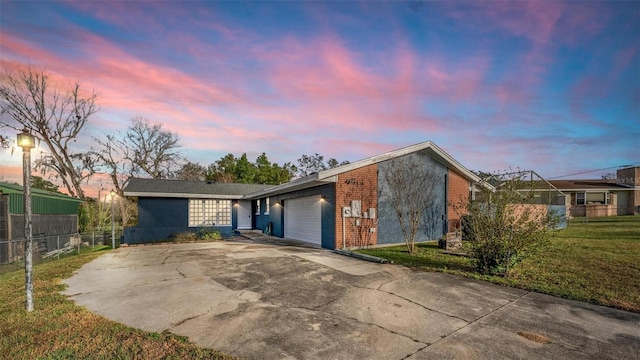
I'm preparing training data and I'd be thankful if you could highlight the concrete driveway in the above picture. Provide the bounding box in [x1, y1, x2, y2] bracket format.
[63, 238, 640, 360]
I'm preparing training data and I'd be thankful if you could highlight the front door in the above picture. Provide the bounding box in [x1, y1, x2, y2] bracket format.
[237, 200, 252, 229]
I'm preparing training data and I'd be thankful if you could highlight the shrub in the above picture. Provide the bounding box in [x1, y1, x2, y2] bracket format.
[198, 228, 222, 241]
[459, 175, 559, 275]
[170, 229, 222, 243]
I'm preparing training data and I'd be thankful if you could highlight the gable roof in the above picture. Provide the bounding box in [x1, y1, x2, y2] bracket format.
[245, 140, 482, 199]
[123, 178, 272, 199]
[548, 179, 635, 191]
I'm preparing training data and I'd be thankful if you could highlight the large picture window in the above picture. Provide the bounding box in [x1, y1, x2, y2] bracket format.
[189, 199, 231, 227]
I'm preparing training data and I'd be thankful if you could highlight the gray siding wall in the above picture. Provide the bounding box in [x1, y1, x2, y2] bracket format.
[377, 151, 448, 244]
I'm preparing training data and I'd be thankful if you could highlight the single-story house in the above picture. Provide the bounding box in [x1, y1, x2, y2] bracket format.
[123, 141, 483, 249]
[0, 182, 83, 263]
[122, 181, 272, 244]
[547, 166, 640, 217]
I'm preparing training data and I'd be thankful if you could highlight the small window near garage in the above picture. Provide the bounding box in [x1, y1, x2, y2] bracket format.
[265, 198, 270, 215]
[255, 199, 260, 215]
[576, 193, 585, 205]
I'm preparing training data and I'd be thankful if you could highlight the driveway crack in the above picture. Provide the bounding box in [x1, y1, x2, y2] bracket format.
[176, 267, 187, 278]
[312, 287, 350, 310]
[170, 313, 204, 329]
[413, 289, 532, 356]
[360, 283, 470, 323]
[276, 303, 429, 346]
[376, 273, 411, 290]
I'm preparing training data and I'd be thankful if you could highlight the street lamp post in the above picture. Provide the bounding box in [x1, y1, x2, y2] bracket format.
[110, 190, 116, 249]
[18, 129, 36, 312]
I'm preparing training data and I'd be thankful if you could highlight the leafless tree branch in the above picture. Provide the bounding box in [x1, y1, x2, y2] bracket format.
[0, 66, 98, 199]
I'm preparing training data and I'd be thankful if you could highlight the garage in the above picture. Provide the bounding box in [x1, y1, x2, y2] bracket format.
[284, 195, 322, 245]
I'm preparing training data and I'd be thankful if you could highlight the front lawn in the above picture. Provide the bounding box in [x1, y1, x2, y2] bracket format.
[359, 215, 640, 313]
[0, 248, 234, 359]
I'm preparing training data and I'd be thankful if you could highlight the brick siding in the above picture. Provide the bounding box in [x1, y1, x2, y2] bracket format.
[447, 169, 470, 232]
[335, 164, 378, 249]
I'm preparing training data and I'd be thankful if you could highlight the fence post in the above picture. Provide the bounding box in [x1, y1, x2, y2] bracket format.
[92, 231, 95, 249]
[57, 236, 60, 259]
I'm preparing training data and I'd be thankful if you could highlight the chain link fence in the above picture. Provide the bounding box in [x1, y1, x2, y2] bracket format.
[0, 230, 122, 274]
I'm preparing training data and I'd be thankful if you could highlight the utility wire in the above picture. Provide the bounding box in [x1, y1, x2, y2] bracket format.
[548, 163, 639, 179]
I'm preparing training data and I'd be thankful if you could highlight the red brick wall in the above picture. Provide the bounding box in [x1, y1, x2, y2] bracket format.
[335, 164, 378, 249]
[448, 169, 470, 231]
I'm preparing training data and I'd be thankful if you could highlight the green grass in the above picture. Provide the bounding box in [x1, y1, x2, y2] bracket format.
[360, 215, 640, 313]
[0, 248, 235, 359]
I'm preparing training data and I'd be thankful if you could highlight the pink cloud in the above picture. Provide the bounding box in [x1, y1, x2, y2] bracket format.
[1, 30, 262, 135]
[255, 32, 495, 138]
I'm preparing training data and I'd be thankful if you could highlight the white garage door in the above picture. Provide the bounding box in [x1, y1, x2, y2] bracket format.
[284, 195, 322, 245]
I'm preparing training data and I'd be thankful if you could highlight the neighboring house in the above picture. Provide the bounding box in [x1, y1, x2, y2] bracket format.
[122, 180, 272, 244]
[0, 182, 83, 264]
[548, 166, 640, 217]
[123, 141, 482, 249]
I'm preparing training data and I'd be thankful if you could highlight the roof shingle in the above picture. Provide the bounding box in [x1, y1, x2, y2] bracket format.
[123, 178, 273, 198]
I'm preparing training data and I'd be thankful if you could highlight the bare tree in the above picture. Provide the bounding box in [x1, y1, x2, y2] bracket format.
[92, 118, 181, 226]
[94, 118, 181, 183]
[0, 67, 98, 199]
[380, 155, 439, 254]
[125, 117, 181, 178]
[91, 134, 135, 226]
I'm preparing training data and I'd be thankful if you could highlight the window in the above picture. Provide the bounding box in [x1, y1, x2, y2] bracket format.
[576, 193, 585, 205]
[189, 199, 231, 226]
[255, 199, 260, 215]
[586, 192, 606, 204]
[265, 198, 270, 215]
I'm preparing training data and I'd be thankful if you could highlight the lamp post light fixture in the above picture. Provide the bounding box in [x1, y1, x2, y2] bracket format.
[110, 190, 116, 250]
[18, 129, 36, 312]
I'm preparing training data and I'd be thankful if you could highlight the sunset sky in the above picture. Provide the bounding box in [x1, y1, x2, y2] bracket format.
[1, 1, 639, 196]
